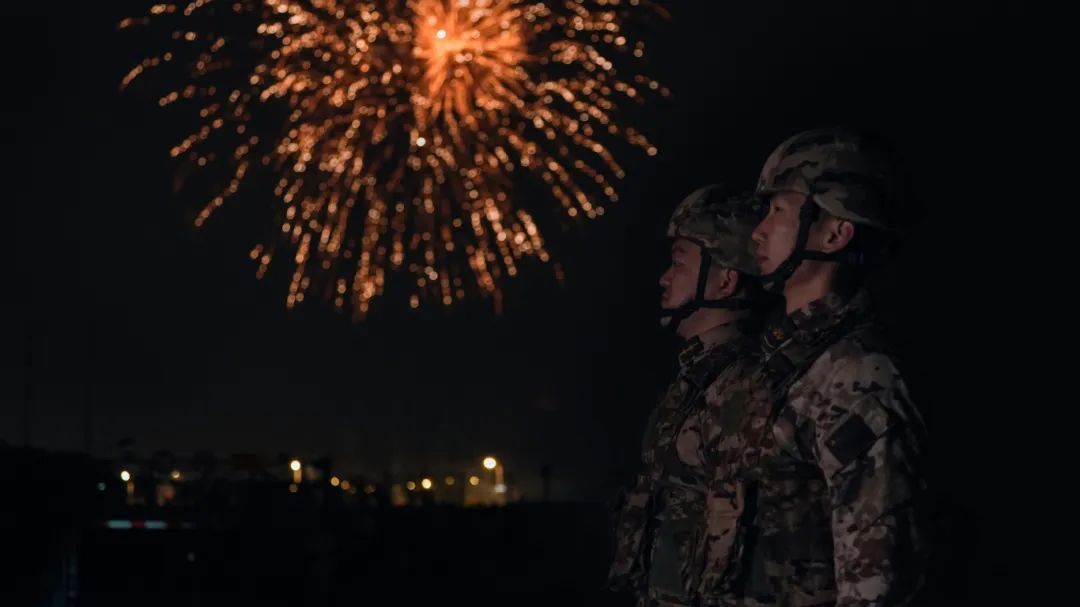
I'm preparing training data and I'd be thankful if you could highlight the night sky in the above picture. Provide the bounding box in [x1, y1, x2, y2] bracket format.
[6, 0, 1058, 526]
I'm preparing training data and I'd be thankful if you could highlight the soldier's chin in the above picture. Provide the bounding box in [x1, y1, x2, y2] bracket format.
[660, 296, 687, 310]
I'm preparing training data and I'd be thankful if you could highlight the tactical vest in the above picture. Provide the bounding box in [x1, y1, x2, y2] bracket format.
[616, 339, 748, 604]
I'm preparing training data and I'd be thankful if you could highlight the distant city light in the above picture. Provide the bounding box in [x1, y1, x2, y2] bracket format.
[120, 470, 131, 482]
[105, 519, 197, 531]
[483, 456, 497, 470]
[170, 470, 182, 481]
[330, 476, 340, 487]
[406, 481, 417, 491]
[97, 482, 106, 492]
[469, 476, 480, 486]
[289, 460, 302, 472]
[341, 480, 352, 492]
[445, 476, 456, 486]
[289, 483, 299, 493]
[421, 478, 433, 490]
[364, 484, 376, 494]
[494, 483, 507, 494]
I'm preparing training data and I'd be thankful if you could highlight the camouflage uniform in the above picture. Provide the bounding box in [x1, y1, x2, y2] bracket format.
[609, 185, 761, 607]
[695, 352, 762, 601]
[609, 326, 758, 606]
[701, 292, 930, 606]
[696, 130, 930, 606]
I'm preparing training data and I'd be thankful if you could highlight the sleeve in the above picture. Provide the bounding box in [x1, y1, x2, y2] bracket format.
[811, 352, 930, 606]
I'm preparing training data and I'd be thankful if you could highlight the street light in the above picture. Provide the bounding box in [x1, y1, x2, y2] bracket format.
[120, 470, 135, 504]
[483, 456, 504, 500]
[468, 475, 480, 486]
[170, 470, 182, 481]
[421, 478, 433, 490]
[289, 459, 302, 484]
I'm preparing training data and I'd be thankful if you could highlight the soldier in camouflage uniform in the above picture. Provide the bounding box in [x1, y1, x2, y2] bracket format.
[697, 129, 931, 606]
[608, 184, 764, 607]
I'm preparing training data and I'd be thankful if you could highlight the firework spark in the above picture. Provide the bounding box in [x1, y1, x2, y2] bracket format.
[121, 0, 667, 317]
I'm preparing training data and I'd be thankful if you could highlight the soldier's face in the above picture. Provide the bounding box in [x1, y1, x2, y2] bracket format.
[659, 238, 701, 309]
[752, 192, 804, 275]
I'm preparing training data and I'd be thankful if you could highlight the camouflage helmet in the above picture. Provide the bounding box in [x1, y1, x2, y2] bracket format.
[667, 184, 759, 276]
[757, 128, 908, 232]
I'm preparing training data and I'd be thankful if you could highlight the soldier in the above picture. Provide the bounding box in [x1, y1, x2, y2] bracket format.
[698, 128, 931, 606]
[608, 184, 763, 607]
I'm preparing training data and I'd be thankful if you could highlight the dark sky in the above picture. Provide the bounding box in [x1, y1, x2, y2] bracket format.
[6, 0, 1056, 506]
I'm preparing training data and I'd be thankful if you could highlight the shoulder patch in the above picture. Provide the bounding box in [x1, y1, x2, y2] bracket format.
[824, 414, 877, 467]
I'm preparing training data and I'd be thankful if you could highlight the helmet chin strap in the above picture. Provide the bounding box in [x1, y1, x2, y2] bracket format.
[660, 248, 749, 333]
[758, 194, 862, 293]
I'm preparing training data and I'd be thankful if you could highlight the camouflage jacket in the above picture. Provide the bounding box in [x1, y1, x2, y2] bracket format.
[701, 290, 930, 606]
[609, 323, 758, 605]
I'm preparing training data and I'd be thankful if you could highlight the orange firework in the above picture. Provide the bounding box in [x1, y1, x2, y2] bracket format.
[120, 0, 668, 317]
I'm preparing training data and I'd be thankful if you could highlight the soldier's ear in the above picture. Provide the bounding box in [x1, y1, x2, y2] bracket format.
[708, 267, 739, 300]
[820, 218, 855, 253]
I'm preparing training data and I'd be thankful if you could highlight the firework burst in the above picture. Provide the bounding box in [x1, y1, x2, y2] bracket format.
[121, 0, 668, 317]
